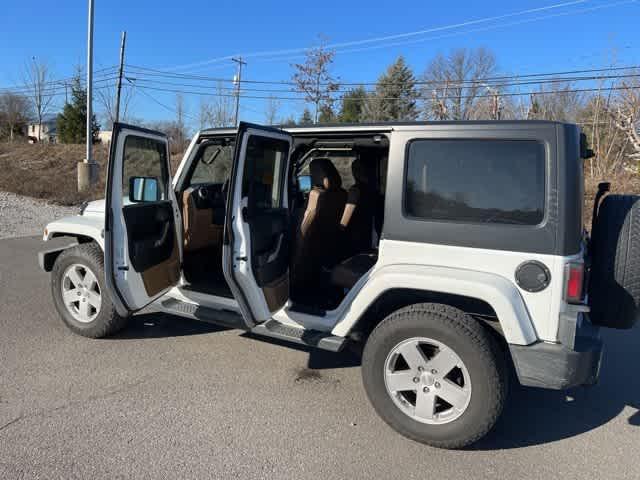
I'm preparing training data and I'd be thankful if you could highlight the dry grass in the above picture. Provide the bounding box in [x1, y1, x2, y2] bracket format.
[584, 171, 640, 229]
[0, 143, 183, 206]
[0, 143, 108, 205]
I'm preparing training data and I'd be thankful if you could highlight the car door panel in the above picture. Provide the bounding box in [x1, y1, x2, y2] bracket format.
[122, 201, 180, 296]
[104, 123, 182, 316]
[223, 123, 292, 327]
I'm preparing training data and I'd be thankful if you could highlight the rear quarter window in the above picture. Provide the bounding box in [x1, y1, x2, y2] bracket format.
[404, 139, 545, 226]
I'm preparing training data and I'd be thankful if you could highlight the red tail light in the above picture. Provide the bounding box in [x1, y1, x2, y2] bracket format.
[565, 262, 584, 304]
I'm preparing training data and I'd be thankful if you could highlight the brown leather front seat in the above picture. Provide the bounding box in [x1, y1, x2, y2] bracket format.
[340, 158, 379, 258]
[291, 158, 347, 292]
[182, 187, 223, 252]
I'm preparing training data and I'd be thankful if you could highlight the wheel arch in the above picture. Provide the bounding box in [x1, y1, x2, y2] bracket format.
[44, 216, 104, 249]
[331, 265, 538, 346]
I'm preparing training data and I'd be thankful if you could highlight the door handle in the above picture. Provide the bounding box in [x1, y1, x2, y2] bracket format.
[235, 256, 248, 261]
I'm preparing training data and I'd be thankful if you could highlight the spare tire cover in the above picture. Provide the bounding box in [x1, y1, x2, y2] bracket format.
[589, 194, 640, 329]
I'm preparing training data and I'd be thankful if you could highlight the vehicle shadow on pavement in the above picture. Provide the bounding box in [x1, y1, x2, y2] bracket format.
[473, 326, 640, 450]
[110, 312, 228, 339]
[110, 312, 361, 370]
[240, 332, 363, 370]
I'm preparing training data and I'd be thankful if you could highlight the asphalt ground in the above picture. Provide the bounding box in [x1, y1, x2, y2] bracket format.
[1, 236, 639, 479]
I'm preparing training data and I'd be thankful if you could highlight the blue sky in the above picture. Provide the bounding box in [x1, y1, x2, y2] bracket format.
[1, 0, 638, 130]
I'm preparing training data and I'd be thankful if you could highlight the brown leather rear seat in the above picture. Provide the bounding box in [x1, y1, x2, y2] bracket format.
[331, 252, 377, 290]
[291, 158, 347, 293]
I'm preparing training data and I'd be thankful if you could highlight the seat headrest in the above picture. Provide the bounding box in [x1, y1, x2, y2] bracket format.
[351, 158, 374, 186]
[310, 157, 342, 190]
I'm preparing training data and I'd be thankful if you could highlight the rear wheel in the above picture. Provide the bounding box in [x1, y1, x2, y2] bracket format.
[361, 303, 507, 449]
[51, 243, 128, 338]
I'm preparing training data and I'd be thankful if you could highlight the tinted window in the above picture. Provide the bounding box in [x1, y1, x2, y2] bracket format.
[122, 136, 168, 200]
[405, 139, 545, 225]
[242, 136, 289, 210]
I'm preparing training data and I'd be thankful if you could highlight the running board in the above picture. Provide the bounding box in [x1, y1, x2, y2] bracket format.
[251, 319, 346, 352]
[155, 298, 246, 330]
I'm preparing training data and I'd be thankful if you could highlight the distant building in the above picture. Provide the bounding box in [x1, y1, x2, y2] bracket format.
[98, 130, 112, 144]
[26, 115, 58, 144]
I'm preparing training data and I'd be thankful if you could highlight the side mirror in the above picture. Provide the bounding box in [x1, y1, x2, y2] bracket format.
[580, 132, 595, 159]
[129, 176, 160, 202]
[297, 175, 312, 193]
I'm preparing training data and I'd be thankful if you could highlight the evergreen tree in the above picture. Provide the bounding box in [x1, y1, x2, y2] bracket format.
[338, 86, 367, 123]
[363, 56, 418, 121]
[318, 104, 336, 123]
[57, 74, 100, 144]
[299, 108, 313, 125]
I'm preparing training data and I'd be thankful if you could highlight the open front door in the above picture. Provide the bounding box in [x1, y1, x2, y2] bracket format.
[105, 123, 182, 316]
[223, 122, 292, 328]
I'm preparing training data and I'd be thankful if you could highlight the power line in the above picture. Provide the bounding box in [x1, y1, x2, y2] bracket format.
[153, 0, 637, 73]
[124, 63, 640, 88]
[0, 66, 118, 93]
[124, 71, 640, 96]
[132, 83, 640, 103]
[157, 0, 592, 71]
[136, 87, 199, 122]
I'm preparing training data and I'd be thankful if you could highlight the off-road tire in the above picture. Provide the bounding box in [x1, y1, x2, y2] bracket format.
[51, 243, 128, 338]
[589, 194, 640, 329]
[361, 303, 507, 449]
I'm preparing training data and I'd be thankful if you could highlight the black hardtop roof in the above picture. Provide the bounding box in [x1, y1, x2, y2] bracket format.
[200, 119, 576, 135]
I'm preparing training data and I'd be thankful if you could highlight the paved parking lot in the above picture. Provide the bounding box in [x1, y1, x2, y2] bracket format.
[1, 236, 639, 479]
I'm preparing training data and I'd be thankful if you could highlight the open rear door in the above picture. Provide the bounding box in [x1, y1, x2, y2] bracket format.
[223, 122, 292, 328]
[104, 123, 182, 317]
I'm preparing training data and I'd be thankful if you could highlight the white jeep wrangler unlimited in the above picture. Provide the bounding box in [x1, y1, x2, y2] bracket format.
[40, 121, 640, 449]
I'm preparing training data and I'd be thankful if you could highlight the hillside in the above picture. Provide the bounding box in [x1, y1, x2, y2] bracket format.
[0, 143, 183, 206]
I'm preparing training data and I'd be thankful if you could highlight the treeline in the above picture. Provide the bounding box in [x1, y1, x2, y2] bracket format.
[0, 62, 99, 144]
[282, 44, 639, 175]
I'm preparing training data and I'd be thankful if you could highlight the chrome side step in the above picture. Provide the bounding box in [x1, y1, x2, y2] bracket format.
[251, 319, 346, 352]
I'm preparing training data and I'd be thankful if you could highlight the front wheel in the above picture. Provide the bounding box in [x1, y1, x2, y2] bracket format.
[361, 303, 507, 449]
[51, 243, 128, 338]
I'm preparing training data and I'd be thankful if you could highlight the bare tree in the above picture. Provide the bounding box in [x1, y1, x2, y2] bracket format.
[264, 95, 281, 125]
[96, 83, 134, 129]
[291, 36, 339, 123]
[527, 82, 583, 122]
[0, 93, 31, 141]
[423, 48, 498, 120]
[612, 77, 640, 162]
[199, 82, 235, 129]
[23, 58, 55, 141]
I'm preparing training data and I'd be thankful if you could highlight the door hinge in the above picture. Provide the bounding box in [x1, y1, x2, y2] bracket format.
[235, 256, 248, 261]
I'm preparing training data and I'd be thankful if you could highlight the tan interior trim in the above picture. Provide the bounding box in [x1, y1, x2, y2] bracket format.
[141, 240, 180, 297]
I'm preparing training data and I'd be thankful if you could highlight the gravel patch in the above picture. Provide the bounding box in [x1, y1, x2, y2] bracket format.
[0, 191, 77, 239]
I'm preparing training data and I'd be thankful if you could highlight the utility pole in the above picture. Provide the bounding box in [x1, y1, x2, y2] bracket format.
[78, 0, 97, 191]
[232, 56, 246, 126]
[114, 31, 127, 125]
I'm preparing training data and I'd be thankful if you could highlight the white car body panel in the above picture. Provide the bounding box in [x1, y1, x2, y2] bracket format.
[328, 239, 574, 344]
[44, 214, 105, 249]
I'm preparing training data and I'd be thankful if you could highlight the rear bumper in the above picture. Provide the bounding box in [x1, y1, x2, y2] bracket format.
[509, 314, 603, 390]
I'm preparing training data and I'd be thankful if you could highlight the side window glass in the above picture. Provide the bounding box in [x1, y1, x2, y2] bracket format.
[122, 135, 168, 201]
[242, 136, 289, 210]
[190, 144, 233, 185]
[404, 139, 545, 225]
